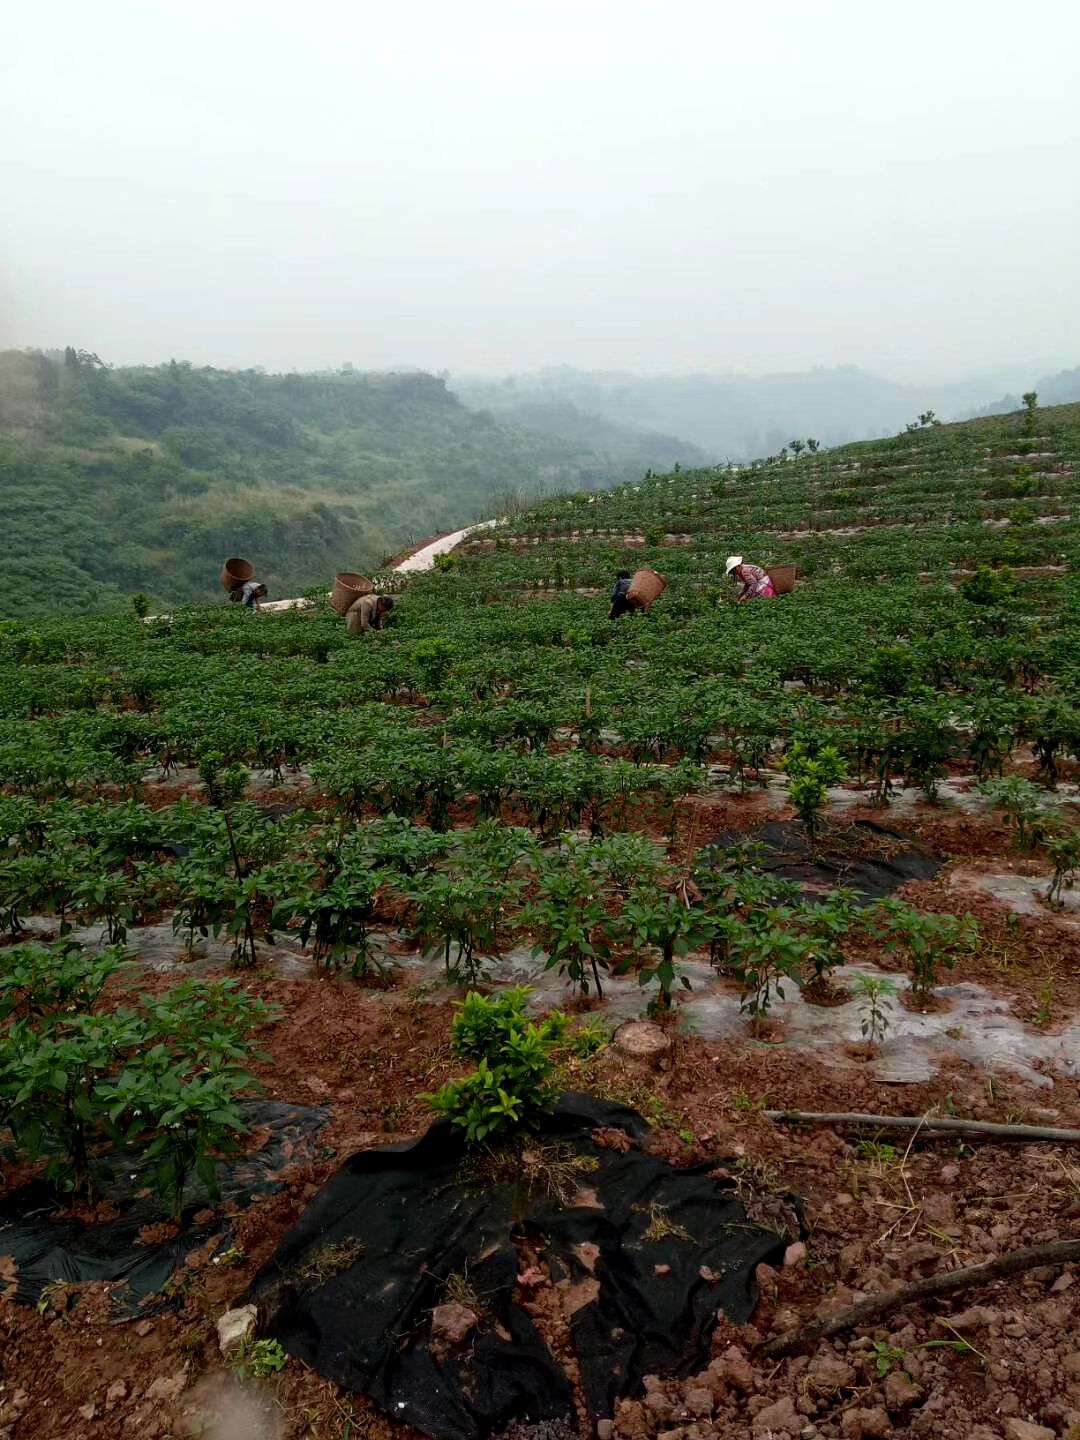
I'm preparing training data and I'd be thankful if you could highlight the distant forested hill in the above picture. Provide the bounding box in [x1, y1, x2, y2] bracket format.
[0, 350, 701, 616]
[448, 385, 708, 471]
[453, 365, 1051, 459]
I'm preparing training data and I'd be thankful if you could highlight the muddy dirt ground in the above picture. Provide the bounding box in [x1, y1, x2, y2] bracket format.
[2, 785, 1080, 1440]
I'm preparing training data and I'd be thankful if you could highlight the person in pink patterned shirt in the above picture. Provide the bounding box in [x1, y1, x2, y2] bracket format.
[725, 555, 776, 602]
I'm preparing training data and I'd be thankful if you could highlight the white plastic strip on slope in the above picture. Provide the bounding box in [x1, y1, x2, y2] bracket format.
[260, 518, 498, 609]
[393, 518, 499, 573]
[154, 518, 501, 619]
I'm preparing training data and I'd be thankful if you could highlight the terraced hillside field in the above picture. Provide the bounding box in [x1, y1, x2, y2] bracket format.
[1, 401, 1080, 1440]
[0, 350, 704, 617]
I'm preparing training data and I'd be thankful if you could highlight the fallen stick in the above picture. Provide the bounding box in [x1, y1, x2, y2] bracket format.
[760, 1238, 1080, 1359]
[764, 1110, 1080, 1144]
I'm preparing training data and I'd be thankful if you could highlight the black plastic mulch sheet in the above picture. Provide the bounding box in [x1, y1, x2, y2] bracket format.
[0, 1101, 328, 1316]
[246, 1094, 787, 1440]
[705, 818, 942, 905]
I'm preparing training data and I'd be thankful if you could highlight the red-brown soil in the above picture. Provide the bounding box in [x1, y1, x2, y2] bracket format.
[3, 780, 1080, 1439]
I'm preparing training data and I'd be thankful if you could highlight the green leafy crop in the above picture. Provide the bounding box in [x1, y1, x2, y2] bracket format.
[868, 900, 978, 1001]
[0, 942, 275, 1212]
[424, 989, 563, 1143]
[781, 741, 846, 848]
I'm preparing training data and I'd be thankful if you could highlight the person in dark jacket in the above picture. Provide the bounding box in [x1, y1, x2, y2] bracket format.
[609, 571, 637, 620]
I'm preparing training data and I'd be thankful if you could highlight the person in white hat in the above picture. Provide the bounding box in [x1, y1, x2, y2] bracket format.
[725, 556, 776, 602]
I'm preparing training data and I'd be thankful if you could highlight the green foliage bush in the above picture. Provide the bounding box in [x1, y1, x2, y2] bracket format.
[781, 741, 846, 845]
[978, 776, 1067, 850]
[1045, 829, 1080, 909]
[524, 841, 620, 997]
[273, 855, 384, 979]
[621, 881, 712, 1012]
[961, 565, 1017, 608]
[794, 888, 861, 989]
[424, 989, 562, 1143]
[867, 900, 978, 1001]
[408, 836, 526, 984]
[728, 908, 805, 1033]
[0, 943, 275, 1212]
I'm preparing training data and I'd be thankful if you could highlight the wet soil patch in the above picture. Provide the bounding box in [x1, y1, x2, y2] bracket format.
[702, 819, 943, 905]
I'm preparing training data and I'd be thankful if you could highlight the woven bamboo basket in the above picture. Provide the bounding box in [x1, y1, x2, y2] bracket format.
[626, 567, 667, 609]
[221, 557, 254, 593]
[330, 572, 374, 615]
[766, 564, 798, 595]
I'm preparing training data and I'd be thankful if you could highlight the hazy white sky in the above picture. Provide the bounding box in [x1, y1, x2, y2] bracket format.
[2, 0, 1077, 379]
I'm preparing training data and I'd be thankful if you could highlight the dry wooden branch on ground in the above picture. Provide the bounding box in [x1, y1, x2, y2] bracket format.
[760, 1238, 1080, 1359]
[763, 1110, 1080, 1144]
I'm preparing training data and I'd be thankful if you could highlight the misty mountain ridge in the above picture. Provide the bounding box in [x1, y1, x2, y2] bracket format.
[967, 365, 1080, 419]
[452, 362, 1061, 459]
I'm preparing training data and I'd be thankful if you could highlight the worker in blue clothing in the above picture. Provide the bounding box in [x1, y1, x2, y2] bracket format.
[608, 571, 637, 620]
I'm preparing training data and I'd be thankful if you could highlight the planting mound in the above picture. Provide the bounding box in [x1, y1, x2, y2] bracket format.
[704, 819, 942, 904]
[246, 1094, 787, 1440]
[0, 1102, 327, 1316]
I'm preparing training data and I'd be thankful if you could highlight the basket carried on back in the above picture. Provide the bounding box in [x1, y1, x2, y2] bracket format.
[221, 557, 254, 593]
[626, 567, 667, 610]
[330, 572, 374, 615]
[766, 564, 798, 595]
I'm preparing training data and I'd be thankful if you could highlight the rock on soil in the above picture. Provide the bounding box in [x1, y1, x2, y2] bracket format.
[841, 1408, 891, 1439]
[751, 1394, 800, 1434]
[430, 1301, 478, 1347]
[946, 1304, 999, 1330]
[783, 1241, 807, 1269]
[1003, 1422, 1056, 1440]
[883, 1370, 922, 1409]
[217, 1303, 258, 1354]
[713, 1345, 757, 1394]
[143, 1371, 187, 1404]
[682, 1386, 713, 1417]
[807, 1353, 855, 1391]
[613, 1020, 673, 1069]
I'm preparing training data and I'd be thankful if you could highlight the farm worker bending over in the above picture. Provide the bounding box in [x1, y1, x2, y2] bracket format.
[234, 580, 267, 608]
[725, 556, 775, 602]
[608, 570, 637, 620]
[346, 593, 396, 635]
